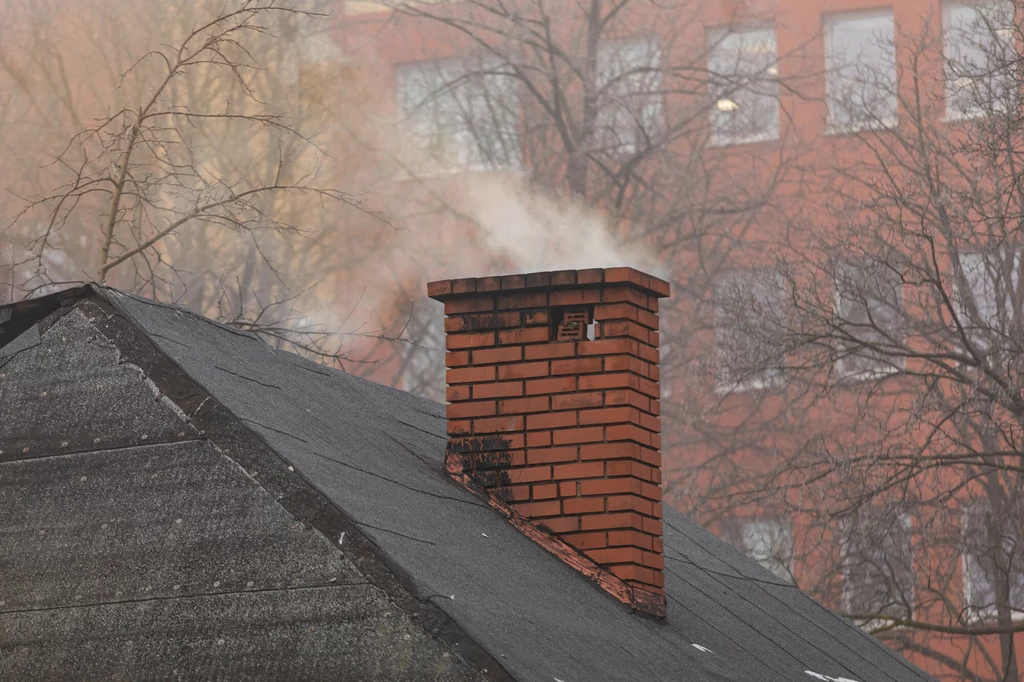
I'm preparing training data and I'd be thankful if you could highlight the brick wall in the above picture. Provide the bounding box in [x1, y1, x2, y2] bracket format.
[428, 267, 670, 615]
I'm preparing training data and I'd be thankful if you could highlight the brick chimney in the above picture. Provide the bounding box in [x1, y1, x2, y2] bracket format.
[427, 268, 670, 617]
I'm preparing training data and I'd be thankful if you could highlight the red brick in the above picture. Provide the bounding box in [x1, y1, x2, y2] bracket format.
[604, 267, 642, 287]
[474, 382, 524, 399]
[445, 298, 493, 314]
[553, 427, 605, 445]
[639, 481, 662, 502]
[526, 272, 552, 288]
[581, 512, 642, 531]
[447, 331, 496, 350]
[608, 530, 654, 550]
[446, 311, 522, 332]
[649, 275, 671, 298]
[603, 355, 649, 375]
[532, 483, 559, 500]
[559, 481, 577, 497]
[638, 413, 660, 432]
[538, 516, 580, 533]
[580, 478, 637, 497]
[497, 292, 547, 309]
[552, 392, 603, 410]
[639, 447, 661, 467]
[525, 343, 577, 360]
[527, 411, 577, 430]
[526, 431, 552, 447]
[517, 500, 562, 518]
[447, 385, 471, 402]
[527, 446, 579, 464]
[477, 276, 502, 292]
[427, 279, 453, 297]
[550, 289, 601, 306]
[564, 531, 607, 550]
[550, 270, 577, 286]
[579, 373, 637, 391]
[451, 278, 478, 294]
[652, 537, 664, 553]
[588, 547, 644, 566]
[473, 415, 524, 433]
[649, 399, 661, 416]
[604, 390, 649, 411]
[501, 274, 527, 289]
[636, 376, 659, 398]
[642, 551, 665, 570]
[578, 338, 638, 356]
[447, 366, 496, 384]
[593, 303, 638, 322]
[447, 401, 497, 419]
[608, 494, 653, 515]
[498, 396, 550, 414]
[609, 564, 656, 585]
[581, 442, 643, 462]
[506, 466, 552, 484]
[525, 376, 576, 395]
[550, 358, 603, 375]
[499, 327, 549, 345]
[605, 424, 652, 446]
[642, 517, 663, 535]
[638, 344, 659, 364]
[635, 308, 659, 329]
[553, 462, 605, 480]
[602, 286, 647, 307]
[579, 407, 637, 426]
[563, 496, 606, 514]
[499, 361, 549, 380]
[446, 351, 470, 368]
[447, 419, 471, 435]
[502, 485, 532, 501]
[472, 346, 523, 364]
[577, 268, 604, 284]
[524, 310, 550, 326]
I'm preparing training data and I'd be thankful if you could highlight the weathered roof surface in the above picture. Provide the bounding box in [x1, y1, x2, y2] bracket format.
[1, 286, 935, 682]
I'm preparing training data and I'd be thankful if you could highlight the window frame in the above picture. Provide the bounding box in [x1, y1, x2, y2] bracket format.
[942, 0, 1016, 121]
[832, 261, 905, 382]
[394, 56, 522, 173]
[713, 268, 787, 394]
[960, 504, 1024, 622]
[706, 25, 780, 147]
[595, 35, 665, 156]
[841, 510, 915, 631]
[823, 9, 899, 134]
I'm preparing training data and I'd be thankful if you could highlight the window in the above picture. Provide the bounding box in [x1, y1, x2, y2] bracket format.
[825, 11, 897, 132]
[596, 36, 663, 154]
[833, 262, 904, 379]
[707, 27, 779, 145]
[843, 510, 914, 626]
[962, 503, 1024, 619]
[396, 57, 520, 171]
[944, 1, 1016, 119]
[399, 298, 446, 402]
[739, 518, 794, 581]
[714, 269, 786, 391]
[957, 249, 1021, 342]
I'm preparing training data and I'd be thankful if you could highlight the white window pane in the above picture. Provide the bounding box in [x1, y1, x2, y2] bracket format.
[958, 249, 1022, 346]
[708, 27, 779, 145]
[596, 36, 663, 154]
[740, 519, 793, 580]
[843, 511, 914, 623]
[396, 58, 520, 171]
[834, 262, 904, 379]
[714, 269, 786, 390]
[944, 1, 1016, 118]
[825, 12, 897, 131]
[962, 504, 1024, 615]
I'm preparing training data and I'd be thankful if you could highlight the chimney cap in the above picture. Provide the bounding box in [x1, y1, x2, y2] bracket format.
[427, 267, 670, 301]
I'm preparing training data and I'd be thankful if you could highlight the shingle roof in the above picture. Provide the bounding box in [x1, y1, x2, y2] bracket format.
[1, 285, 936, 682]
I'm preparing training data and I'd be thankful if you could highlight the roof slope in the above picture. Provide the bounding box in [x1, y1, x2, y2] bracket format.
[2, 286, 936, 682]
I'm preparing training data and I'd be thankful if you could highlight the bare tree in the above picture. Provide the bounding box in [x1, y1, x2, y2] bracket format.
[694, 4, 1024, 679]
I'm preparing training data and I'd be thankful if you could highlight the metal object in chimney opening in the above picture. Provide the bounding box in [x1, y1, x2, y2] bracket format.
[556, 308, 590, 341]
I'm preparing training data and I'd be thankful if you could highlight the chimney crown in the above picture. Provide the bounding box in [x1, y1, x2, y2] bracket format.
[429, 267, 670, 617]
